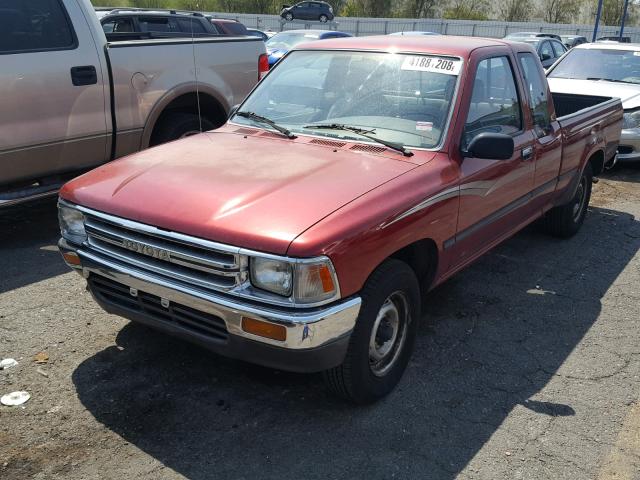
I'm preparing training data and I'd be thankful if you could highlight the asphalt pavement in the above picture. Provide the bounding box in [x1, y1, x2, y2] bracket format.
[1, 165, 639, 479]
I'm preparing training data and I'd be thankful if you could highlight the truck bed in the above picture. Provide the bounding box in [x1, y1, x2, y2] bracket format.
[551, 92, 623, 175]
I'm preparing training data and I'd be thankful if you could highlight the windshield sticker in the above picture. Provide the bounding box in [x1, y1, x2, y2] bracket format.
[401, 56, 462, 75]
[416, 121, 433, 132]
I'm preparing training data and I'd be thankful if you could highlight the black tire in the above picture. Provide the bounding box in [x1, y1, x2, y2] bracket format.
[323, 259, 420, 404]
[150, 113, 215, 146]
[284, 12, 293, 21]
[319, 14, 328, 23]
[542, 162, 593, 238]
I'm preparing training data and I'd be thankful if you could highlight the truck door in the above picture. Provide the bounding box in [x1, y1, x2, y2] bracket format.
[451, 54, 536, 264]
[517, 52, 563, 211]
[0, 0, 108, 189]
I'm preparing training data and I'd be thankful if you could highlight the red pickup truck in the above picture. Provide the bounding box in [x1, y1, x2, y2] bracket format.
[58, 36, 622, 403]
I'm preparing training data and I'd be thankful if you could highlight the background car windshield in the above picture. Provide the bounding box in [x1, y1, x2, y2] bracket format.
[549, 48, 640, 84]
[234, 51, 460, 149]
[266, 32, 319, 50]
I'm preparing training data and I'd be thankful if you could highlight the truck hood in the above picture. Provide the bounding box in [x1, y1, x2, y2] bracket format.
[61, 131, 418, 255]
[548, 77, 640, 109]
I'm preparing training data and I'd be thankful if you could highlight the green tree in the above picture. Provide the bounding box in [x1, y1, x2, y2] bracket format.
[499, 0, 532, 21]
[443, 0, 489, 20]
[539, 0, 583, 24]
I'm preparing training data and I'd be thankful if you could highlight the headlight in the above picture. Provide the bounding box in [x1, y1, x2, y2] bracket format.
[250, 257, 293, 297]
[249, 256, 339, 305]
[58, 203, 86, 245]
[622, 110, 640, 129]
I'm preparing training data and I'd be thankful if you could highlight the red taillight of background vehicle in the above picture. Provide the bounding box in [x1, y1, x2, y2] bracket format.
[258, 53, 269, 80]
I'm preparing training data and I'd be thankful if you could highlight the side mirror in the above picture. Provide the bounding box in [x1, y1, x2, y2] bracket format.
[540, 52, 551, 61]
[228, 104, 240, 119]
[464, 132, 514, 160]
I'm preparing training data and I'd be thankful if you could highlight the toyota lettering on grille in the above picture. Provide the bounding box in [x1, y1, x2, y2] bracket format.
[122, 239, 171, 261]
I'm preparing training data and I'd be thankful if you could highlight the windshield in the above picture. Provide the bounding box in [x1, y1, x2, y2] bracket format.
[233, 50, 462, 149]
[266, 32, 319, 50]
[549, 48, 640, 84]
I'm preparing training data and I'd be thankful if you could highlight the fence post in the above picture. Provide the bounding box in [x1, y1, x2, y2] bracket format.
[443, 21, 448, 34]
[471, 23, 476, 36]
[384, 20, 388, 34]
[504, 25, 508, 37]
[356, 19, 360, 36]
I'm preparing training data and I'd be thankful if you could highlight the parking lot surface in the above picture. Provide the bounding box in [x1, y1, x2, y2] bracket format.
[1, 166, 639, 480]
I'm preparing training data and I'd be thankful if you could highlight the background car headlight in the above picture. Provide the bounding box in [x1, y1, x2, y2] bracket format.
[622, 110, 640, 129]
[58, 204, 87, 245]
[250, 257, 293, 297]
[249, 256, 339, 304]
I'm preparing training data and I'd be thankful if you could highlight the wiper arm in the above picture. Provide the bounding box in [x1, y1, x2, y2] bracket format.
[303, 123, 413, 157]
[235, 111, 296, 139]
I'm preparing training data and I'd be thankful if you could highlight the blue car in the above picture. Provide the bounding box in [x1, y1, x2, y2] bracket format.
[265, 29, 352, 67]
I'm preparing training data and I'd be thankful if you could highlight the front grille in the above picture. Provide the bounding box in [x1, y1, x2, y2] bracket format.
[84, 212, 247, 292]
[618, 145, 634, 155]
[90, 275, 228, 342]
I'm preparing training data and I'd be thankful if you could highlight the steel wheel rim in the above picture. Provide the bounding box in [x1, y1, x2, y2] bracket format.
[369, 291, 409, 377]
[320, 15, 327, 22]
[573, 176, 587, 222]
[285, 13, 293, 20]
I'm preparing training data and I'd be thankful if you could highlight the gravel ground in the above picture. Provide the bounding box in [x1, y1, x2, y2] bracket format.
[1, 165, 639, 480]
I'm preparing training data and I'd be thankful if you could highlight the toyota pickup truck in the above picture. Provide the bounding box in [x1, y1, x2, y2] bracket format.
[0, 0, 267, 207]
[58, 36, 622, 403]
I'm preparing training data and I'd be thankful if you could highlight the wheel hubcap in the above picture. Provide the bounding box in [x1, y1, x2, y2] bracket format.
[369, 291, 409, 377]
[572, 176, 587, 222]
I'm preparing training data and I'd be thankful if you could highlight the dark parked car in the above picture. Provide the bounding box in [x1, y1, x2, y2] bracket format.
[101, 10, 248, 38]
[505, 35, 567, 68]
[265, 29, 351, 66]
[246, 28, 272, 41]
[280, 1, 334, 23]
[560, 35, 588, 49]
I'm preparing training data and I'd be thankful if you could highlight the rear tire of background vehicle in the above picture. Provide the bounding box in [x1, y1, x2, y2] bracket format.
[542, 162, 593, 238]
[151, 113, 214, 146]
[285, 12, 293, 21]
[323, 259, 420, 404]
[319, 14, 328, 22]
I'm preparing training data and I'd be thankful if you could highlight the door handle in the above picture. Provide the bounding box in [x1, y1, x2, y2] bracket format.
[521, 146, 534, 160]
[70, 66, 97, 86]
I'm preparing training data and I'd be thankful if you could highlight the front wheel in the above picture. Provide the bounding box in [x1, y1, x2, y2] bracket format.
[284, 12, 293, 21]
[542, 162, 593, 238]
[323, 259, 420, 404]
[319, 14, 328, 23]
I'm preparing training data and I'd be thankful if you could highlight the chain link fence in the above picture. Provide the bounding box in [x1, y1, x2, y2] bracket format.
[208, 13, 640, 42]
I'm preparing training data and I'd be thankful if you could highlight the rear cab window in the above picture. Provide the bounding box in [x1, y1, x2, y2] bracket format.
[0, 0, 76, 54]
[518, 52, 553, 136]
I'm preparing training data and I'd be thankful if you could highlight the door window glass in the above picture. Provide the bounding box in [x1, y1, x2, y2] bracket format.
[0, 0, 75, 54]
[463, 56, 522, 148]
[540, 41, 553, 61]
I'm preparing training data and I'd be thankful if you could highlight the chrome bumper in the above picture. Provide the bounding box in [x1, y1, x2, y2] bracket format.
[617, 129, 640, 162]
[59, 239, 361, 352]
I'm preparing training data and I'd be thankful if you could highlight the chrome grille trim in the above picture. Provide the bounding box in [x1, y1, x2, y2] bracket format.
[78, 208, 248, 292]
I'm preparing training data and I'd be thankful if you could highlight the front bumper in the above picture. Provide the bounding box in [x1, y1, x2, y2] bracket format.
[617, 129, 640, 162]
[59, 239, 361, 372]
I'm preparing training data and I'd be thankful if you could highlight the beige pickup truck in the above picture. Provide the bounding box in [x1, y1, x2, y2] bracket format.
[0, 0, 267, 206]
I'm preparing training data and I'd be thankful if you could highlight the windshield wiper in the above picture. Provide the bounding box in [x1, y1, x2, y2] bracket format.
[586, 77, 636, 84]
[235, 111, 296, 139]
[303, 123, 413, 157]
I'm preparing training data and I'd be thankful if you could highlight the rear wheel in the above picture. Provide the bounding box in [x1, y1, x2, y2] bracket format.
[285, 12, 293, 21]
[150, 113, 214, 146]
[542, 162, 593, 238]
[319, 14, 328, 23]
[323, 259, 420, 404]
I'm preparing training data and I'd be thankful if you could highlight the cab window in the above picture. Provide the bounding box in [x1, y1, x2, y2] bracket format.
[518, 52, 552, 136]
[463, 56, 522, 148]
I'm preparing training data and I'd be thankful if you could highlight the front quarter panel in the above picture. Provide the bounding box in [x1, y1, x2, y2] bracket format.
[287, 153, 460, 298]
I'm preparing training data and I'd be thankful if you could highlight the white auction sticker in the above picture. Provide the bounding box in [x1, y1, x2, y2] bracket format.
[401, 56, 462, 75]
